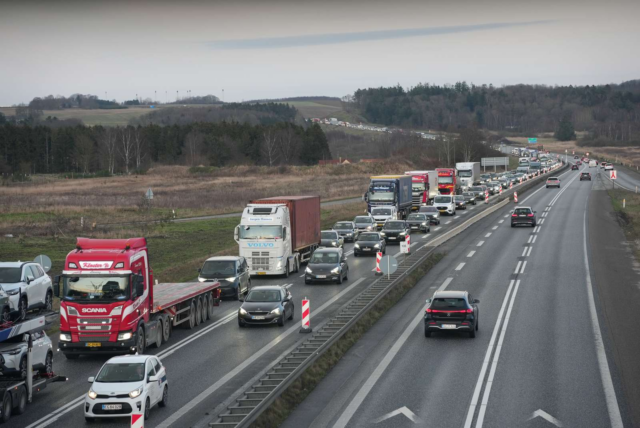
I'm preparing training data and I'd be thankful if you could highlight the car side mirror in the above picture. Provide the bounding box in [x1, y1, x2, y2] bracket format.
[425, 298, 432, 304]
[472, 299, 480, 303]
[148, 375, 158, 383]
[88, 377, 95, 383]
[26, 274, 35, 284]
[197, 268, 201, 273]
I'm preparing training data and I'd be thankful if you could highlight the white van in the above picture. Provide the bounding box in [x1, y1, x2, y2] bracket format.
[589, 160, 597, 168]
[433, 195, 456, 216]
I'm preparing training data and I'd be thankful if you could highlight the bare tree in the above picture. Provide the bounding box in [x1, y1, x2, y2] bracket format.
[132, 126, 146, 170]
[74, 135, 94, 174]
[119, 127, 134, 174]
[261, 127, 280, 167]
[278, 125, 299, 164]
[98, 127, 117, 174]
[184, 131, 204, 166]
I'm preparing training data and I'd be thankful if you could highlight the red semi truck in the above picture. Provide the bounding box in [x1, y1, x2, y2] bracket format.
[436, 168, 459, 195]
[55, 237, 221, 359]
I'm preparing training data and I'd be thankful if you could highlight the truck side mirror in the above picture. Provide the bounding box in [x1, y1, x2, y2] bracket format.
[282, 227, 287, 240]
[234, 226, 240, 242]
[53, 275, 61, 297]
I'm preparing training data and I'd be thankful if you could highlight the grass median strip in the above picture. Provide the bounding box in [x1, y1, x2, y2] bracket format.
[250, 252, 444, 428]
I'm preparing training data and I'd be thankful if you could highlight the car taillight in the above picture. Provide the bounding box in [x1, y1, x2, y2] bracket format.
[527, 213, 534, 217]
[426, 308, 432, 313]
[512, 214, 517, 217]
[466, 308, 473, 313]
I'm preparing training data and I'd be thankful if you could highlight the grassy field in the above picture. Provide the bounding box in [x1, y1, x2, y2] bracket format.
[0, 106, 158, 126]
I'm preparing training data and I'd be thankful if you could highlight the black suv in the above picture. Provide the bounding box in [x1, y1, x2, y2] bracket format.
[406, 213, 430, 233]
[381, 220, 409, 243]
[424, 291, 480, 338]
[353, 232, 386, 256]
[511, 206, 537, 227]
[580, 172, 591, 181]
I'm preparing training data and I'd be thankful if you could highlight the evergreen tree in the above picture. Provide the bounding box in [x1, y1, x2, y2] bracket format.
[555, 117, 576, 141]
[300, 124, 331, 165]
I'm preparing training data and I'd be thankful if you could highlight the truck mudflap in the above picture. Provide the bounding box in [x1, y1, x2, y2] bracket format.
[213, 288, 221, 306]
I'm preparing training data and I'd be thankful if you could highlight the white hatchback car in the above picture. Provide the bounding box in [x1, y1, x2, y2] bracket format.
[85, 355, 168, 422]
[0, 262, 53, 321]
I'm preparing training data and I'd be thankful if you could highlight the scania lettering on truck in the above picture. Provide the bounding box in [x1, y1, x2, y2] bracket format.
[55, 238, 221, 359]
[455, 162, 480, 192]
[364, 175, 413, 220]
[235, 196, 321, 277]
[436, 168, 459, 195]
[405, 171, 438, 208]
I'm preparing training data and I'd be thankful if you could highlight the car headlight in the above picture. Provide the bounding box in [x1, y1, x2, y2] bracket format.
[305, 267, 312, 274]
[346, 233, 352, 236]
[239, 307, 248, 316]
[270, 308, 282, 315]
[331, 267, 340, 274]
[5, 289, 19, 296]
[129, 386, 143, 399]
[380, 232, 386, 236]
[117, 331, 133, 341]
[366, 226, 373, 230]
[374, 244, 380, 248]
[59, 333, 72, 342]
[87, 389, 98, 400]
[5, 348, 21, 355]
[225, 277, 237, 282]
[399, 232, 406, 235]
[331, 241, 337, 246]
[354, 243, 360, 249]
[198, 277, 206, 282]
[421, 222, 427, 226]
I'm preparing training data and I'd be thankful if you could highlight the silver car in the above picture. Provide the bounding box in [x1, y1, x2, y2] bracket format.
[0, 262, 53, 321]
[0, 330, 53, 379]
[418, 206, 441, 225]
[353, 215, 376, 232]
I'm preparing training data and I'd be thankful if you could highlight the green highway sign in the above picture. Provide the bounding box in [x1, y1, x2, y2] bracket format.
[528, 138, 538, 144]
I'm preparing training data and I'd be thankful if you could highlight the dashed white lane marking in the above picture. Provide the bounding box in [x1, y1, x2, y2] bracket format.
[520, 261, 527, 273]
[539, 219, 545, 225]
[527, 236, 533, 244]
[541, 212, 547, 218]
[526, 246, 532, 257]
[514, 261, 522, 274]
[485, 233, 492, 238]
[532, 235, 538, 243]
[503, 214, 509, 218]
[492, 226, 498, 230]
[455, 263, 466, 271]
[477, 241, 485, 247]
[434, 227, 441, 231]
[521, 247, 527, 257]
[498, 220, 504, 224]
[445, 221, 452, 224]
[467, 251, 476, 258]
[453, 216, 460, 220]
[299, 274, 305, 277]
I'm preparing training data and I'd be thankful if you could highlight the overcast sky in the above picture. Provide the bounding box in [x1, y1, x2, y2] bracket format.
[1, 0, 639, 105]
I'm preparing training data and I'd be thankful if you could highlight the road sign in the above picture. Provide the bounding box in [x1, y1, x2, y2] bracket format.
[400, 235, 410, 254]
[145, 188, 154, 200]
[379, 255, 398, 278]
[528, 138, 537, 144]
[610, 170, 617, 180]
[481, 157, 509, 167]
[375, 252, 382, 275]
[34, 255, 52, 273]
[300, 298, 312, 333]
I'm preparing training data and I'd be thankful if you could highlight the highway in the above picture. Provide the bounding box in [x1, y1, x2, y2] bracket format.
[7, 177, 536, 428]
[282, 163, 631, 428]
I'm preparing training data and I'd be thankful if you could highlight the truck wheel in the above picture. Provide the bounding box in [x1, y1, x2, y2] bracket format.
[203, 294, 211, 320]
[195, 298, 202, 326]
[154, 321, 163, 348]
[200, 296, 207, 324]
[136, 327, 146, 354]
[294, 257, 300, 273]
[163, 316, 172, 342]
[2, 393, 11, 423]
[186, 300, 196, 329]
[19, 356, 27, 380]
[284, 264, 289, 279]
[207, 293, 215, 320]
[15, 385, 26, 415]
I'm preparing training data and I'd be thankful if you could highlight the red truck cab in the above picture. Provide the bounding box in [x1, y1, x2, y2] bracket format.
[436, 168, 457, 195]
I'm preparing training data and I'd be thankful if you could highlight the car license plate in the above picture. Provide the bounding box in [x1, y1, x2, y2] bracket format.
[102, 404, 122, 410]
[388, 237, 396, 240]
[442, 324, 456, 329]
[85, 343, 101, 347]
[411, 226, 418, 229]
[363, 248, 371, 251]
[252, 315, 265, 320]
[257, 272, 266, 275]
[316, 275, 326, 279]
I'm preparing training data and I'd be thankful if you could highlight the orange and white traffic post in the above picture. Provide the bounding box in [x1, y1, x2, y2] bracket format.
[131, 414, 144, 428]
[499, 186, 503, 196]
[514, 192, 518, 203]
[375, 252, 383, 275]
[484, 191, 489, 204]
[509, 181, 513, 190]
[300, 298, 312, 333]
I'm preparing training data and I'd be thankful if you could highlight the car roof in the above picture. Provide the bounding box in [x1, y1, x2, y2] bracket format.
[548, 177, 559, 179]
[315, 247, 342, 254]
[106, 355, 153, 364]
[514, 206, 533, 210]
[204, 256, 242, 262]
[249, 285, 287, 291]
[433, 291, 468, 299]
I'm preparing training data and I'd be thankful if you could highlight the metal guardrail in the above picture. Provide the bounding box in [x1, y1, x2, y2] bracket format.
[208, 163, 568, 428]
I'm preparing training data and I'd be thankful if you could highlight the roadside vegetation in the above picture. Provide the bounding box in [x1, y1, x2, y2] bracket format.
[607, 188, 640, 261]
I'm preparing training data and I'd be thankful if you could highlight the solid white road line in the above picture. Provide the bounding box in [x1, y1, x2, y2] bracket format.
[463, 280, 516, 428]
[514, 261, 522, 274]
[475, 280, 521, 427]
[582, 212, 624, 427]
[520, 261, 527, 274]
[393, 251, 402, 258]
[333, 277, 453, 428]
[477, 241, 485, 247]
[455, 262, 466, 271]
[485, 233, 492, 238]
[526, 246, 532, 257]
[467, 251, 476, 258]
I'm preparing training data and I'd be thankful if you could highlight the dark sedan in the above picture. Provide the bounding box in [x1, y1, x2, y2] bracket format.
[453, 195, 467, 210]
[320, 230, 344, 248]
[469, 186, 487, 201]
[418, 206, 441, 224]
[305, 248, 349, 285]
[238, 286, 294, 327]
[354, 232, 386, 256]
[380, 220, 409, 243]
[462, 192, 477, 205]
[580, 172, 591, 181]
[406, 213, 430, 233]
[332, 221, 359, 242]
[571, 164, 579, 170]
[424, 291, 479, 338]
[511, 206, 537, 227]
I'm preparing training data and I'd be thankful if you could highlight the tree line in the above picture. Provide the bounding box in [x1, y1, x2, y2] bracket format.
[349, 80, 640, 144]
[0, 121, 331, 175]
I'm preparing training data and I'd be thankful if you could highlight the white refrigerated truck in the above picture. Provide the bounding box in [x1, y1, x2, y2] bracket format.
[455, 162, 481, 192]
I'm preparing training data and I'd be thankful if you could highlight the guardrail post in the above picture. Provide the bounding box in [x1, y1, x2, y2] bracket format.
[299, 298, 312, 333]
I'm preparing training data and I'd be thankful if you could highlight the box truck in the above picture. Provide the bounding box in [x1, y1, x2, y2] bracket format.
[364, 175, 413, 220]
[455, 162, 481, 192]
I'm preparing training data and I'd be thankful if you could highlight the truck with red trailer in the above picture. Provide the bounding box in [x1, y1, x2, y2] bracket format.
[436, 168, 459, 195]
[235, 196, 321, 277]
[55, 237, 221, 359]
[404, 171, 438, 208]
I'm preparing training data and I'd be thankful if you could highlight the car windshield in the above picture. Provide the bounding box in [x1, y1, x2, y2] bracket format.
[372, 208, 392, 215]
[63, 276, 129, 302]
[514, 208, 532, 215]
[470, 187, 483, 192]
[245, 289, 281, 302]
[0, 267, 21, 283]
[434, 196, 452, 203]
[201, 260, 236, 277]
[432, 298, 467, 309]
[358, 233, 379, 241]
[420, 207, 438, 212]
[438, 177, 453, 184]
[239, 225, 282, 239]
[581, 173, 589, 176]
[548, 178, 559, 181]
[463, 192, 474, 197]
[310, 252, 340, 264]
[407, 214, 425, 220]
[321, 231, 338, 239]
[354, 216, 373, 223]
[333, 223, 352, 230]
[96, 363, 145, 383]
[454, 196, 464, 201]
[384, 221, 405, 229]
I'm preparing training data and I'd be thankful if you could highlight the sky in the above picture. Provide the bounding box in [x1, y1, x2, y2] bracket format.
[1, 0, 639, 106]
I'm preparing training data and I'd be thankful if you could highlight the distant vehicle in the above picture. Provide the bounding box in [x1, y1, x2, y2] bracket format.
[511, 206, 537, 227]
[405, 170, 438, 208]
[574, 155, 579, 159]
[320, 230, 344, 248]
[381, 220, 410, 243]
[600, 162, 607, 169]
[576, 160, 582, 166]
[605, 164, 614, 171]
[353, 232, 386, 256]
[0, 330, 53, 380]
[304, 248, 348, 285]
[332, 221, 358, 242]
[353, 215, 376, 232]
[486, 181, 502, 194]
[455, 162, 481, 192]
[546, 177, 561, 188]
[418, 206, 441, 224]
[406, 213, 431, 233]
[453, 195, 467, 210]
[370, 206, 397, 230]
[0, 261, 53, 321]
[424, 291, 480, 338]
[571, 164, 579, 170]
[365, 175, 413, 220]
[580, 172, 592, 181]
[433, 195, 456, 216]
[238, 285, 293, 326]
[469, 186, 486, 201]
[198, 256, 250, 301]
[85, 355, 168, 422]
[436, 168, 459, 195]
[462, 192, 477, 205]
[589, 160, 597, 167]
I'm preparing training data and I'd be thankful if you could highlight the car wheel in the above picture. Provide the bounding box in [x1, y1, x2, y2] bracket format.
[1, 306, 10, 323]
[17, 297, 27, 321]
[41, 352, 53, 375]
[278, 314, 285, 327]
[424, 327, 432, 338]
[288, 304, 294, 320]
[136, 326, 146, 354]
[337, 274, 343, 285]
[2, 393, 12, 423]
[511, 223, 515, 227]
[159, 385, 169, 407]
[15, 385, 27, 415]
[44, 290, 53, 312]
[353, 252, 358, 257]
[19, 356, 27, 380]
[383, 247, 386, 255]
[305, 279, 311, 285]
[344, 270, 348, 281]
[144, 397, 151, 420]
[234, 286, 240, 301]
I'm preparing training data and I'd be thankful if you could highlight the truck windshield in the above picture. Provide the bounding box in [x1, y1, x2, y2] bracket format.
[372, 208, 392, 215]
[239, 225, 283, 239]
[412, 183, 426, 191]
[96, 363, 145, 383]
[0, 267, 21, 283]
[368, 182, 395, 202]
[438, 177, 453, 184]
[63, 276, 129, 302]
[459, 171, 473, 177]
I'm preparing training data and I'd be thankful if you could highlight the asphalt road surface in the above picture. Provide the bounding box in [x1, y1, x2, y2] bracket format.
[9, 177, 542, 428]
[283, 163, 632, 428]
